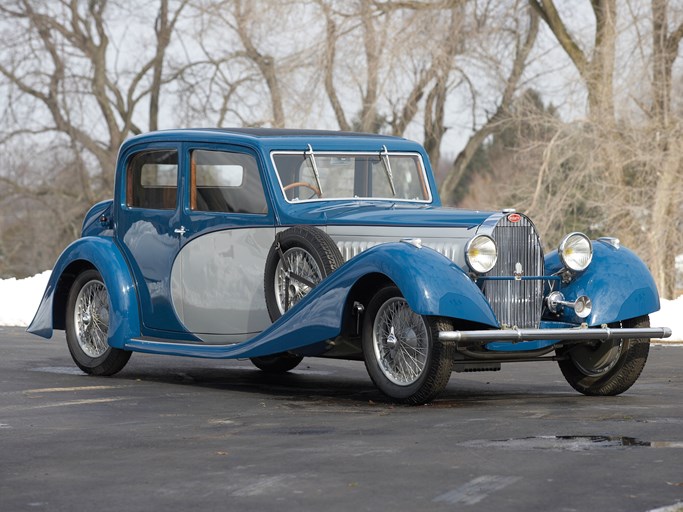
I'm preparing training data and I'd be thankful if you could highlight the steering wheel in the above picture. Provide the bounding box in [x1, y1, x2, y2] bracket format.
[283, 181, 322, 198]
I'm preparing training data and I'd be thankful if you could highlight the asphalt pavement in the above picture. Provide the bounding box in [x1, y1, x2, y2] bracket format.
[1, 326, 682, 512]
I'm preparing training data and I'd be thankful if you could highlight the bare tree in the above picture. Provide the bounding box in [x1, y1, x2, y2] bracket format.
[439, 2, 539, 202]
[0, 0, 188, 192]
[647, 0, 683, 297]
[529, 0, 617, 120]
[0, 0, 188, 275]
[318, 0, 388, 133]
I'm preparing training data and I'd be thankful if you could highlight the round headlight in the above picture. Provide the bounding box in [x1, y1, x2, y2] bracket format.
[465, 235, 497, 274]
[559, 232, 593, 272]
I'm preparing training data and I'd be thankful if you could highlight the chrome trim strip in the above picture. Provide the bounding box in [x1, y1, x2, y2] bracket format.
[439, 327, 672, 343]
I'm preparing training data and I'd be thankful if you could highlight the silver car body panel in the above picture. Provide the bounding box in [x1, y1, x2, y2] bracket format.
[171, 227, 275, 342]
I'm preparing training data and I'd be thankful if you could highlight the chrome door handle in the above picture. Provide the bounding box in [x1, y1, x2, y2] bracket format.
[174, 226, 188, 236]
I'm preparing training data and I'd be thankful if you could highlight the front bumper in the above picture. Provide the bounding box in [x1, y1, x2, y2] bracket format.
[439, 327, 672, 343]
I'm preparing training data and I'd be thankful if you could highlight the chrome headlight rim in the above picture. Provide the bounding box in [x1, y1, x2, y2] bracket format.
[558, 232, 593, 272]
[465, 234, 498, 274]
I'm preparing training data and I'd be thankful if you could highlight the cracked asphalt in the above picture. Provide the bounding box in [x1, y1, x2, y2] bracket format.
[1, 326, 682, 512]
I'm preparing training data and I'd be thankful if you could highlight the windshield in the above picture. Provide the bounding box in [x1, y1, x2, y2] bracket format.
[272, 151, 431, 203]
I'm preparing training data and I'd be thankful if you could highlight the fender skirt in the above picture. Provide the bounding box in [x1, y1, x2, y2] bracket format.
[26, 237, 140, 348]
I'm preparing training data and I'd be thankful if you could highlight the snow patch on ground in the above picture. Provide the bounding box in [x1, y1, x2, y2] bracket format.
[0, 271, 681, 341]
[0, 271, 51, 328]
[651, 294, 683, 342]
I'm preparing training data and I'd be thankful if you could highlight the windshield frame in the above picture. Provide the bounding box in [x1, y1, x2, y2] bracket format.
[270, 150, 433, 204]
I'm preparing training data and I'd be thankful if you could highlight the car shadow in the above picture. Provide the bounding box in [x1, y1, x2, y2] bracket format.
[108, 356, 584, 409]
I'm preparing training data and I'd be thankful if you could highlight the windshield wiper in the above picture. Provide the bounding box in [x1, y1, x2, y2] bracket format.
[304, 144, 323, 196]
[380, 145, 396, 196]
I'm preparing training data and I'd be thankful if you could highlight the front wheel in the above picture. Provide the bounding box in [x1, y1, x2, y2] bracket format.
[65, 269, 131, 376]
[362, 286, 454, 405]
[556, 315, 650, 396]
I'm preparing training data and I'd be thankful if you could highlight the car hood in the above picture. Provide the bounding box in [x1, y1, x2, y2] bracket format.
[281, 201, 494, 229]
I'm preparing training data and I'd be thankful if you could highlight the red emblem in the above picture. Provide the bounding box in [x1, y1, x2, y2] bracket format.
[508, 213, 521, 223]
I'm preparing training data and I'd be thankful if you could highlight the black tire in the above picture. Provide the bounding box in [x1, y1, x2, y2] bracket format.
[362, 286, 454, 405]
[250, 353, 304, 373]
[65, 269, 131, 376]
[557, 315, 650, 396]
[263, 225, 344, 321]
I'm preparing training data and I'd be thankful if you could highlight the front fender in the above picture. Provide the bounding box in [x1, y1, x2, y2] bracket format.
[27, 237, 140, 348]
[245, 242, 497, 356]
[351, 243, 498, 326]
[545, 239, 660, 326]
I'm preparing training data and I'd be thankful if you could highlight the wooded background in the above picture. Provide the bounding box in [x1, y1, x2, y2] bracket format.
[0, 0, 681, 298]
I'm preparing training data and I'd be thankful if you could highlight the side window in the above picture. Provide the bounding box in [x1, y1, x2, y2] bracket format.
[190, 149, 267, 214]
[126, 150, 178, 209]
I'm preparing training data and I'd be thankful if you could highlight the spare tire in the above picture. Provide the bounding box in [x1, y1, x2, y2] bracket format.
[263, 225, 344, 321]
[253, 226, 344, 374]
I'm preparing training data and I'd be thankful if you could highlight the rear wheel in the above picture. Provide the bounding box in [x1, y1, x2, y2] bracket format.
[557, 315, 650, 396]
[65, 269, 131, 376]
[250, 353, 304, 373]
[362, 286, 454, 404]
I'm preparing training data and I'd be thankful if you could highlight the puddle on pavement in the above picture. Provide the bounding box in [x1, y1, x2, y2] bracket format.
[460, 436, 683, 451]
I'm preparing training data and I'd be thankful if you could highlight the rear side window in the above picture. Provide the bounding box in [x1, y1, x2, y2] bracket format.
[126, 150, 178, 209]
[190, 149, 267, 214]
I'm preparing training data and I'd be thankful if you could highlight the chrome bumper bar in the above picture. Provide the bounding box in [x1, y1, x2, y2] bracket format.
[439, 327, 672, 343]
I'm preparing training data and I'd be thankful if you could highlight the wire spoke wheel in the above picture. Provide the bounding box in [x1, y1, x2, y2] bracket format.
[362, 285, 454, 404]
[373, 297, 429, 386]
[74, 279, 110, 358]
[65, 269, 131, 376]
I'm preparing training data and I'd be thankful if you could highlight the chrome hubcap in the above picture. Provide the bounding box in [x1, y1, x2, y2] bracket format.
[373, 297, 429, 386]
[274, 247, 323, 314]
[74, 279, 110, 358]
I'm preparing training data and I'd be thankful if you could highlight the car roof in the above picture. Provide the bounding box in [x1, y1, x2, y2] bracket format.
[125, 127, 403, 143]
[193, 128, 400, 139]
[119, 128, 424, 156]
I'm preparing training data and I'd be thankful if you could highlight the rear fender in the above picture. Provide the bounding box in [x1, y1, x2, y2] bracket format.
[27, 237, 140, 348]
[545, 240, 660, 326]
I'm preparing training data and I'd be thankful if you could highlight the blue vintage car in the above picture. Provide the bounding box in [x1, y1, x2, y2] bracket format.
[29, 128, 671, 404]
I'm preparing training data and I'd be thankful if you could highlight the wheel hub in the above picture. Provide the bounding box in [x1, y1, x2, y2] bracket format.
[385, 326, 397, 348]
[571, 340, 623, 376]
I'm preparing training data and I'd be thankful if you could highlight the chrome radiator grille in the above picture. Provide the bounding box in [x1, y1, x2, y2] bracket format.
[483, 215, 545, 328]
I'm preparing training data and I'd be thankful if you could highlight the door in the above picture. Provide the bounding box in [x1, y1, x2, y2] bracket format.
[116, 144, 188, 334]
[170, 144, 276, 341]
